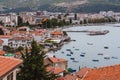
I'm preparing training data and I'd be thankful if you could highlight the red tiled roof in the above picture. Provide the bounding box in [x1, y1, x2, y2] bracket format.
[0, 35, 12, 38]
[84, 64, 120, 80]
[57, 74, 77, 80]
[49, 57, 67, 63]
[0, 51, 5, 55]
[76, 67, 90, 78]
[51, 31, 63, 35]
[0, 56, 22, 77]
[47, 67, 65, 74]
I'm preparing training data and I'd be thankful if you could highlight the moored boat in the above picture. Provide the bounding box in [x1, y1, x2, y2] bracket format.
[66, 54, 71, 56]
[92, 59, 99, 62]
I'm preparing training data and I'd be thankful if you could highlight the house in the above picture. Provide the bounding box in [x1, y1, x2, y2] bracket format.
[45, 57, 68, 70]
[47, 67, 65, 76]
[0, 56, 22, 80]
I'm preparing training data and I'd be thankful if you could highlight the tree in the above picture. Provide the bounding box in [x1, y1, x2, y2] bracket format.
[18, 40, 57, 80]
[0, 28, 4, 35]
[18, 16, 23, 26]
[17, 46, 24, 52]
[74, 13, 77, 20]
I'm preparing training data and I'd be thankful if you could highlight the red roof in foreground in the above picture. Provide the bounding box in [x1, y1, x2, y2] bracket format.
[56, 74, 78, 80]
[84, 64, 120, 80]
[47, 67, 65, 74]
[0, 56, 22, 78]
[0, 51, 5, 55]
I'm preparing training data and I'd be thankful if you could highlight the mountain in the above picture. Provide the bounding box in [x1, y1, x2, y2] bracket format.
[0, 0, 120, 13]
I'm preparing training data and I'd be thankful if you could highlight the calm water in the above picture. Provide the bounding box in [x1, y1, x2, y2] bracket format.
[49, 23, 120, 71]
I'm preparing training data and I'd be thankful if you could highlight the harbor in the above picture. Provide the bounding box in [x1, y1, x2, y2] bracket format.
[49, 23, 120, 71]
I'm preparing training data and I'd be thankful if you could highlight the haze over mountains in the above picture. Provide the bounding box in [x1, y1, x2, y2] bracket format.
[0, 0, 120, 13]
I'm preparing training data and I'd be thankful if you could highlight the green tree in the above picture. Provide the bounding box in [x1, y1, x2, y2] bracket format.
[74, 13, 77, 20]
[0, 28, 4, 35]
[17, 46, 24, 52]
[18, 40, 57, 80]
[18, 16, 23, 26]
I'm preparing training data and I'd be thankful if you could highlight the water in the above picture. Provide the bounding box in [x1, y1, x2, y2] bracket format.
[49, 23, 120, 71]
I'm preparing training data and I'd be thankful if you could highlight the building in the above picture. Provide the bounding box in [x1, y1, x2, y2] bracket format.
[45, 57, 68, 70]
[8, 36, 33, 49]
[0, 56, 22, 80]
[0, 35, 12, 46]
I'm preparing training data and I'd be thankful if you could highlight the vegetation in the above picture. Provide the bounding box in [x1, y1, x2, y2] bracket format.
[3, 46, 14, 53]
[0, 28, 4, 35]
[17, 40, 57, 80]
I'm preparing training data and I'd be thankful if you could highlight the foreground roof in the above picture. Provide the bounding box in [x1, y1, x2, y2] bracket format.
[84, 64, 120, 80]
[0, 56, 22, 78]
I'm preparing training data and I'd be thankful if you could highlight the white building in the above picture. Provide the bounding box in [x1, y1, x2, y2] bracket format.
[0, 35, 12, 46]
[8, 36, 33, 49]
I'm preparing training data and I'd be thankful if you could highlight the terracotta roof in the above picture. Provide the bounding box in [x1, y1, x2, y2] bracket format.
[10, 36, 32, 41]
[51, 31, 63, 35]
[0, 39, 3, 44]
[76, 67, 89, 78]
[49, 57, 67, 63]
[0, 35, 12, 38]
[57, 74, 77, 80]
[47, 67, 65, 74]
[0, 51, 5, 55]
[84, 64, 120, 80]
[0, 56, 22, 78]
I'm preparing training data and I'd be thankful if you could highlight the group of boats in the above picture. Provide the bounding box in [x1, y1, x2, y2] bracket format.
[66, 49, 79, 63]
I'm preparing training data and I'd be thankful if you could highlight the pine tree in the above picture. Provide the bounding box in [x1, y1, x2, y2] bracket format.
[18, 40, 57, 80]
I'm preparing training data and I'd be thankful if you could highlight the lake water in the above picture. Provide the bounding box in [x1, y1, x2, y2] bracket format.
[49, 23, 120, 71]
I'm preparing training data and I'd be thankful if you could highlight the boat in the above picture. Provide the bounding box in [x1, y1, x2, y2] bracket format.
[97, 53, 103, 55]
[104, 56, 110, 59]
[70, 51, 73, 54]
[70, 58, 75, 60]
[92, 59, 99, 62]
[81, 52, 86, 54]
[66, 54, 71, 56]
[88, 30, 109, 36]
[66, 49, 71, 51]
[73, 60, 79, 63]
[61, 51, 64, 54]
[87, 43, 93, 45]
[75, 49, 79, 50]
[80, 54, 85, 57]
[104, 46, 109, 49]
[111, 57, 118, 59]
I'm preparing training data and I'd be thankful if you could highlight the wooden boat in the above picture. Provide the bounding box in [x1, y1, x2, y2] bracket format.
[92, 59, 99, 62]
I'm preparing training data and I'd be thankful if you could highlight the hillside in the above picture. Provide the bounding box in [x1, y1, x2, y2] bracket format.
[0, 0, 120, 13]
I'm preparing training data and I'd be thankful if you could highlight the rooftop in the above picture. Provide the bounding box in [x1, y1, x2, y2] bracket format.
[0, 56, 22, 78]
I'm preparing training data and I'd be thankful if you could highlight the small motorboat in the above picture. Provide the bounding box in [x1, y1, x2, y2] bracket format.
[104, 56, 110, 59]
[92, 59, 99, 62]
[73, 60, 79, 63]
[87, 43, 93, 45]
[70, 51, 73, 54]
[61, 51, 64, 54]
[66, 49, 71, 51]
[81, 52, 86, 54]
[75, 49, 79, 51]
[66, 54, 71, 56]
[104, 46, 109, 49]
[80, 54, 85, 57]
[97, 53, 103, 55]
[70, 58, 75, 60]
[111, 57, 118, 59]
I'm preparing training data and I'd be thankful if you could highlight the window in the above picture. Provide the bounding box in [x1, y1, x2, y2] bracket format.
[7, 72, 13, 80]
